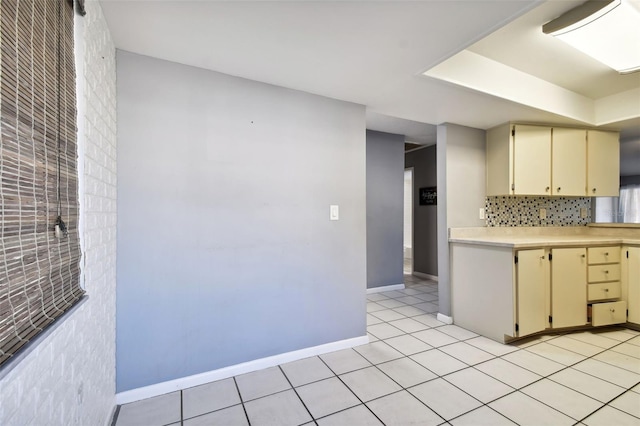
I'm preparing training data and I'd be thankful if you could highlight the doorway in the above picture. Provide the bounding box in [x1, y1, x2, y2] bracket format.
[404, 168, 413, 275]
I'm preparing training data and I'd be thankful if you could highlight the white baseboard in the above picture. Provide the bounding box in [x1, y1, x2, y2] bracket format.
[366, 283, 405, 294]
[115, 335, 368, 405]
[437, 313, 453, 324]
[412, 272, 438, 282]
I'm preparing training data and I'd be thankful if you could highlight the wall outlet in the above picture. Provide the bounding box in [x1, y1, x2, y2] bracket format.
[580, 207, 588, 218]
[539, 208, 547, 219]
[479, 208, 485, 220]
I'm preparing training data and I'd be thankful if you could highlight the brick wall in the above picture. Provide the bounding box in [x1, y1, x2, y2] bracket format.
[0, 2, 117, 425]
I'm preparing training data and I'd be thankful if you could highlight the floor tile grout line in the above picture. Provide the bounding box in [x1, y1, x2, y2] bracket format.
[314, 353, 389, 425]
[519, 333, 640, 387]
[110, 405, 120, 426]
[276, 364, 316, 424]
[545, 371, 630, 404]
[574, 380, 640, 424]
[448, 404, 516, 426]
[232, 376, 252, 426]
[180, 390, 184, 425]
[543, 338, 611, 358]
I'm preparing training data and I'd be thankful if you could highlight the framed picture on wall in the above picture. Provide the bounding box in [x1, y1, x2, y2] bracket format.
[419, 187, 437, 205]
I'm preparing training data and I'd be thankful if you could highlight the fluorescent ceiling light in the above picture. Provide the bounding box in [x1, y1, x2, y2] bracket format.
[543, 0, 640, 74]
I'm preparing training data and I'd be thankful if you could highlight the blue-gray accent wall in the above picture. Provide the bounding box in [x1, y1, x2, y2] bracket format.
[366, 130, 405, 289]
[405, 145, 438, 277]
[116, 51, 367, 392]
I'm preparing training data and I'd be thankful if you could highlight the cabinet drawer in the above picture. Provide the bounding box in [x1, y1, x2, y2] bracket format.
[588, 282, 621, 301]
[588, 264, 620, 282]
[592, 301, 627, 326]
[588, 247, 620, 264]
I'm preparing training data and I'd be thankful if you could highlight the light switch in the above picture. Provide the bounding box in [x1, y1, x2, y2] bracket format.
[479, 208, 485, 220]
[330, 205, 339, 221]
[580, 207, 588, 218]
[540, 208, 547, 219]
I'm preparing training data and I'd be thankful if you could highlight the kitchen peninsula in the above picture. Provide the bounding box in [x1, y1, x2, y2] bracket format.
[449, 225, 640, 343]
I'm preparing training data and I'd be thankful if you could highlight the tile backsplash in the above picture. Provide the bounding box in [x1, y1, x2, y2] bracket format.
[485, 196, 591, 227]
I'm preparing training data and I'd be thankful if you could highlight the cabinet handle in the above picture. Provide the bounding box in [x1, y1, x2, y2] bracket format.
[604, 252, 609, 256]
[604, 288, 609, 292]
[540, 256, 545, 260]
[557, 187, 561, 192]
[592, 188, 597, 193]
[545, 187, 550, 192]
[610, 308, 615, 313]
[604, 270, 609, 274]
[581, 254, 586, 258]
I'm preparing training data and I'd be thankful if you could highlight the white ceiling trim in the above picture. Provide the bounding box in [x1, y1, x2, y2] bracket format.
[424, 50, 640, 128]
[595, 88, 640, 126]
[423, 50, 593, 124]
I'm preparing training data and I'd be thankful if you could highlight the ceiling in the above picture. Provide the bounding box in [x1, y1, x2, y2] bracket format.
[100, 0, 640, 144]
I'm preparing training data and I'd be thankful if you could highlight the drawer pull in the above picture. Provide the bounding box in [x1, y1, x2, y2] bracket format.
[545, 187, 550, 192]
[610, 308, 615, 313]
[581, 254, 586, 258]
[604, 270, 609, 274]
[604, 252, 609, 256]
[604, 288, 609, 292]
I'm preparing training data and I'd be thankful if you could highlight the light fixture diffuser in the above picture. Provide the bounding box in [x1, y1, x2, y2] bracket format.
[543, 0, 640, 74]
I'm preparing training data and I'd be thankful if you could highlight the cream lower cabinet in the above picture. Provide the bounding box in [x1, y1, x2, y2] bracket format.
[451, 242, 632, 344]
[551, 248, 588, 328]
[623, 246, 640, 325]
[588, 246, 625, 326]
[516, 249, 548, 336]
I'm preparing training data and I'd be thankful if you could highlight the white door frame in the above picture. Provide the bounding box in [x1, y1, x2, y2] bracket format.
[404, 167, 414, 274]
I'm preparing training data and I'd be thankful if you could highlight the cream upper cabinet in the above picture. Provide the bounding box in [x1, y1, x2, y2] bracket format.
[486, 124, 512, 196]
[588, 130, 620, 197]
[513, 125, 551, 195]
[551, 248, 587, 328]
[486, 123, 619, 197]
[552, 128, 586, 196]
[516, 249, 548, 336]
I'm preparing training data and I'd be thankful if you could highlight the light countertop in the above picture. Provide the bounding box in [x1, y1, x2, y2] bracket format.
[449, 226, 640, 248]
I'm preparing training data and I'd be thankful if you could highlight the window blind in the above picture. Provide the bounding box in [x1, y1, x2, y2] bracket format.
[0, 0, 83, 366]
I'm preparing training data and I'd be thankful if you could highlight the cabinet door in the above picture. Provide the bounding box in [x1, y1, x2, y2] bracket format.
[552, 128, 586, 196]
[587, 130, 619, 196]
[516, 249, 548, 336]
[627, 247, 640, 324]
[513, 125, 551, 195]
[551, 248, 587, 328]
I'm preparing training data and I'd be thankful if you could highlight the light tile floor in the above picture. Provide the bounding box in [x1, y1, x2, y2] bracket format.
[114, 275, 640, 426]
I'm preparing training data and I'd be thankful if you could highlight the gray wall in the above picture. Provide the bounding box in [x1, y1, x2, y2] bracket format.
[366, 130, 405, 289]
[437, 124, 486, 317]
[620, 138, 640, 177]
[621, 175, 640, 186]
[405, 145, 438, 276]
[116, 51, 367, 392]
